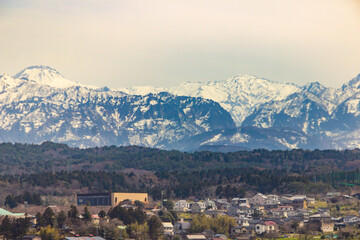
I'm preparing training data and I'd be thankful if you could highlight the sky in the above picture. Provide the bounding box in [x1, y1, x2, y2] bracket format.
[0, 0, 360, 88]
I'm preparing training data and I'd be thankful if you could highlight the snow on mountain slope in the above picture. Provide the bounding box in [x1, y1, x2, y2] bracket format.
[120, 75, 301, 125]
[177, 126, 318, 151]
[3, 65, 360, 150]
[0, 67, 235, 149]
[14, 65, 95, 89]
[0, 74, 24, 92]
[242, 82, 338, 134]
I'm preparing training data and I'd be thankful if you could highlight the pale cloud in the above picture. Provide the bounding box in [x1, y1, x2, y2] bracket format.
[0, 0, 359, 88]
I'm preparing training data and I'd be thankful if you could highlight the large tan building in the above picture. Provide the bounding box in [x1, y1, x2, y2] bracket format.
[77, 192, 149, 207]
[111, 192, 148, 206]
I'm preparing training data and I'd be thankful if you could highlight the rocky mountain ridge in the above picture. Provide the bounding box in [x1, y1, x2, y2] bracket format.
[1, 65, 360, 150]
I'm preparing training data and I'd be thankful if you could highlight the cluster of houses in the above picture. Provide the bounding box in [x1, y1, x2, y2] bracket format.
[162, 192, 360, 239]
[4, 191, 360, 240]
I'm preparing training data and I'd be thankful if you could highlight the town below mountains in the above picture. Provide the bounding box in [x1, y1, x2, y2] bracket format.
[1, 65, 360, 151]
[0, 140, 359, 239]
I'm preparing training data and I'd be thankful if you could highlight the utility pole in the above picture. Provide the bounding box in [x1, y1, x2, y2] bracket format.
[161, 191, 164, 209]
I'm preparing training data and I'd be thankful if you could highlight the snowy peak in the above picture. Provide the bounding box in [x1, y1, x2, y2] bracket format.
[342, 73, 360, 90]
[302, 82, 327, 95]
[14, 65, 82, 88]
[119, 74, 301, 125]
[0, 74, 24, 92]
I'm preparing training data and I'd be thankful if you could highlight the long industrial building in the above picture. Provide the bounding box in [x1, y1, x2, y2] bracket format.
[76, 192, 148, 207]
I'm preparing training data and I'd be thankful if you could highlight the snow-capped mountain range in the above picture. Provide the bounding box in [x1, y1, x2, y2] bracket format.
[119, 75, 300, 125]
[1, 65, 360, 151]
[0, 66, 235, 149]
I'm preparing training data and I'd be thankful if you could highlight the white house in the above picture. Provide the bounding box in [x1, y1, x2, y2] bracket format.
[162, 222, 174, 236]
[204, 200, 217, 210]
[250, 193, 268, 206]
[235, 217, 252, 227]
[266, 194, 280, 201]
[255, 221, 277, 234]
[175, 219, 191, 234]
[174, 200, 190, 212]
[343, 215, 358, 225]
[190, 202, 206, 213]
[186, 234, 207, 240]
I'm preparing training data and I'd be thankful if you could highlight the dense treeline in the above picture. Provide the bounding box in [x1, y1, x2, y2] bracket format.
[1, 168, 359, 203]
[0, 142, 360, 174]
[0, 142, 360, 202]
[0, 171, 141, 198]
[0, 216, 31, 240]
[4, 192, 41, 208]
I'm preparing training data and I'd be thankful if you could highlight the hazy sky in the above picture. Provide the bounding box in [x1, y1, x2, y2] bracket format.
[1, 0, 360, 88]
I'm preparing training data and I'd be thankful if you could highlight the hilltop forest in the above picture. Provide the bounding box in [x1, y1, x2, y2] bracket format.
[1, 142, 360, 205]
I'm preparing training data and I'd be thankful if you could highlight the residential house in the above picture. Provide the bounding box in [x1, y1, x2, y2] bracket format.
[175, 219, 191, 234]
[308, 212, 334, 233]
[326, 192, 341, 198]
[255, 221, 277, 235]
[213, 234, 227, 240]
[343, 215, 358, 225]
[266, 194, 280, 201]
[64, 237, 106, 240]
[162, 222, 174, 236]
[227, 205, 253, 217]
[22, 236, 40, 240]
[215, 199, 231, 210]
[204, 200, 217, 210]
[190, 202, 206, 213]
[186, 234, 207, 240]
[270, 208, 288, 218]
[279, 205, 294, 211]
[235, 217, 252, 227]
[174, 200, 190, 212]
[250, 193, 268, 206]
[321, 221, 335, 233]
[232, 198, 249, 205]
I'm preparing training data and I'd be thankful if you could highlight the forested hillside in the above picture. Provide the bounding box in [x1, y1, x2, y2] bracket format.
[1, 142, 360, 174]
[1, 142, 360, 204]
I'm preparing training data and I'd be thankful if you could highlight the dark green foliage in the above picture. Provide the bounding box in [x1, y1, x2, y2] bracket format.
[158, 210, 177, 224]
[1, 170, 135, 193]
[148, 216, 162, 240]
[56, 211, 67, 228]
[162, 200, 174, 210]
[98, 210, 106, 218]
[1, 142, 360, 174]
[83, 207, 92, 222]
[0, 216, 12, 239]
[4, 192, 42, 208]
[42, 207, 56, 227]
[0, 216, 31, 240]
[68, 205, 79, 219]
[0, 142, 360, 199]
[108, 206, 147, 225]
[134, 200, 145, 208]
[4, 195, 18, 208]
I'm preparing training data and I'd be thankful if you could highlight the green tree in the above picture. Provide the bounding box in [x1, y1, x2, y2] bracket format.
[56, 211, 67, 228]
[148, 216, 162, 240]
[10, 217, 31, 240]
[4, 195, 18, 208]
[130, 222, 149, 240]
[0, 216, 12, 239]
[43, 207, 56, 227]
[39, 225, 61, 240]
[68, 205, 79, 219]
[98, 210, 106, 218]
[134, 200, 145, 208]
[83, 207, 92, 222]
[162, 200, 174, 210]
